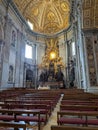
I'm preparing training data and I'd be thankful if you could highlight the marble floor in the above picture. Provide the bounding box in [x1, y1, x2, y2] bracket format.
[42, 96, 61, 130]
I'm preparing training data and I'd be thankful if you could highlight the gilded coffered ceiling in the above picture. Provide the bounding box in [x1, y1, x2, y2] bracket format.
[13, 0, 70, 35]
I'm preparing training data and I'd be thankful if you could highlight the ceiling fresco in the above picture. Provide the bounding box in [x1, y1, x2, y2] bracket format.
[14, 0, 70, 35]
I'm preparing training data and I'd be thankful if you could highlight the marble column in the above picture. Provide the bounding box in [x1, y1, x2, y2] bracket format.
[0, 40, 4, 88]
[1, 16, 13, 89]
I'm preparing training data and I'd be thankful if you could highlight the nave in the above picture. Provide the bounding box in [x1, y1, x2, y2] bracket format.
[0, 88, 98, 130]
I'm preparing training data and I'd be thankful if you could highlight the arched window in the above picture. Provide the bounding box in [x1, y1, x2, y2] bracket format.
[25, 44, 32, 59]
[8, 65, 13, 82]
[27, 20, 33, 30]
[72, 42, 76, 56]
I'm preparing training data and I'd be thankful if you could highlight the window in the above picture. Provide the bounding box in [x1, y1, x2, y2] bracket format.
[27, 20, 33, 30]
[25, 44, 32, 59]
[72, 42, 76, 56]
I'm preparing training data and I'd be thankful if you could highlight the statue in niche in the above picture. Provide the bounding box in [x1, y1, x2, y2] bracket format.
[8, 65, 13, 82]
[55, 67, 66, 88]
[11, 30, 16, 47]
[48, 61, 55, 81]
[69, 60, 75, 88]
[26, 69, 33, 81]
[39, 61, 55, 82]
[26, 69, 33, 88]
[55, 67, 64, 82]
[39, 69, 48, 82]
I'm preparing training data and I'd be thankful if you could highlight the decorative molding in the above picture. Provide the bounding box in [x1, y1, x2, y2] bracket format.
[83, 0, 98, 29]
[85, 35, 97, 86]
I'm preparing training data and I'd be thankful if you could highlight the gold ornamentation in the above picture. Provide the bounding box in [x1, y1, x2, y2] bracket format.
[50, 51, 56, 60]
[39, 39, 64, 72]
[47, 11, 55, 21]
[32, 7, 39, 16]
[61, 2, 69, 12]
[13, 0, 70, 34]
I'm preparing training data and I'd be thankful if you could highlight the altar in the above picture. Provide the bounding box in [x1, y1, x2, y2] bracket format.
[38, 39, 65, 89]
[44, 81, 63, 89]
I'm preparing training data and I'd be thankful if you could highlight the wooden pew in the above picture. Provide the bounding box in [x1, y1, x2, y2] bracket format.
[0, 109, 41, 130]
[62, 88, 84, 94]
[0, 103, 50, 123]
[62, 93, 95, 100]
[61, 100, 96, 105]
[0, 121, 26, 130]
[0, 89, 61, 102]
[51, 125, 98, 130]
[60, 104, 98, 111]
[57, 111, 98, 126]
[4, 100, 54, 112]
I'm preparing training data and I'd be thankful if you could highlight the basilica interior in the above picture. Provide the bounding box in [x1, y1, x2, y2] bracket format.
[0, 0, 98, 92]
[0, 0, 98, 130]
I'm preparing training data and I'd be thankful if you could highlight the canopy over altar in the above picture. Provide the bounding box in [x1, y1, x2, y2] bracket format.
[38, 39, 65, 88]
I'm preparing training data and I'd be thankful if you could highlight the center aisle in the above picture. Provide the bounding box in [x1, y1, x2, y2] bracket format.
[42, 94, 63, 130]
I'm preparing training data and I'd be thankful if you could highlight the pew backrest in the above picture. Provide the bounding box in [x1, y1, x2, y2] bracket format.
[0, 121, 26, 130]
[51, 125, 98, 130]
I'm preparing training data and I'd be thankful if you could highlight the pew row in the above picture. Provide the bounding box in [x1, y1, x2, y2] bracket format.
[61, 100, 97, 105]
[0, 109, 42, 130]
[51, 125, 98, 130]
[0, 103, 50, 122]
[62, 93, 98, 100]
[4, 100, 53, 114]
[57, 111, 98, 126]
[60, 104, 98, 111]
[0, 121, 26, 130]
[4, 99, 55, 110]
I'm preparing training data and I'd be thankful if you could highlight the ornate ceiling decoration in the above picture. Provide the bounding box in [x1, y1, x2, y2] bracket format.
[14, 0, 70, 35]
